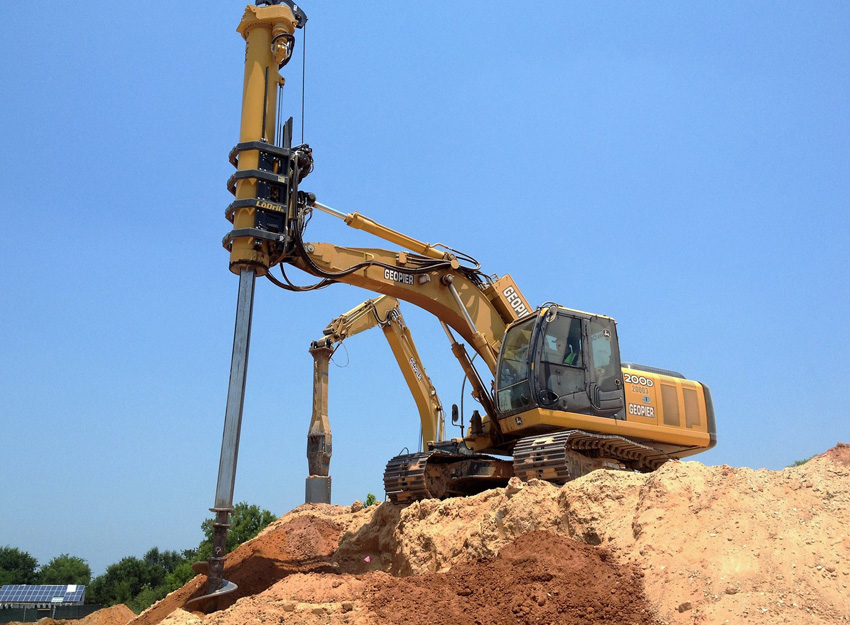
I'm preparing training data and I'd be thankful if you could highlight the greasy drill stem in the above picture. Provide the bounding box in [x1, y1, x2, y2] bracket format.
[206, 509, 231, 593]
[190, 3, 306, 612]
[206, 268, 256, 596]
[198, 4, 300, 605]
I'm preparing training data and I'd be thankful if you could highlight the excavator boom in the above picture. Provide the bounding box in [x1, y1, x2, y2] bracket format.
[305, 296, 445, 503]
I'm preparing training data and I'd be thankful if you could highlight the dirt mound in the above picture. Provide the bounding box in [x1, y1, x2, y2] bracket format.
[130, 443, 850, 625]
[132, 512, 347, 625]
[78, 604, 135, 625]
[8, 604, 135, 625]
[366, 531, 657, 625]
[825, 441, 850, 465]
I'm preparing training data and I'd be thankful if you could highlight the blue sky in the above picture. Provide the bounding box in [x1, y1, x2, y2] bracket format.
[1, 2, 848, 577]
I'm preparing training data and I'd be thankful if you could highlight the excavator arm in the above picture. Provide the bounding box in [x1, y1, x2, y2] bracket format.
[376, 304, 445, 447]
[294, 242, 501, 369]
[305, 295, 445, 504]
[269, 199, 533, 424]
[297, 201, 533, 372]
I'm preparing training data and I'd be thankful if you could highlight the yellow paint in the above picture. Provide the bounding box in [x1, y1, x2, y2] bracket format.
[468, 365, 711, 456]
[229, 4, 298, 275]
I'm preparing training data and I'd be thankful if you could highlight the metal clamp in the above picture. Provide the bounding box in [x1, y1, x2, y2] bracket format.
[228, 141, 293, 168]
[226, 169, 290, 197]
[222, 228, 288, 251]
[225, 198, 288, 222]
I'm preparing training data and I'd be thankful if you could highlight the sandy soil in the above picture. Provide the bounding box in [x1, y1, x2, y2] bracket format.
[111, 442, 850, 625]
[5, 604, 136, 625]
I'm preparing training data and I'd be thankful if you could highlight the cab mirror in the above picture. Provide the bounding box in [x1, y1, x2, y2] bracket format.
[451, 404, 460, 425]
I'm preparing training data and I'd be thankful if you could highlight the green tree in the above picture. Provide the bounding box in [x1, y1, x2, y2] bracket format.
[126, 585, 168, 615]
[87, 556, 152, 606]
[197, 502, 275, 559]
[142, 548, 188, 588]
[39, 554, 91, 585]
[0, 546, 39, 585]
[165, 562, 196, 593]
[88, 549, 192, 613]
[365, 493, 377, 507]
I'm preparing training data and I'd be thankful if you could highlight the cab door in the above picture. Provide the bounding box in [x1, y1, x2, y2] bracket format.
[585, 315, 625, 417]
[534, 310, 624, 418]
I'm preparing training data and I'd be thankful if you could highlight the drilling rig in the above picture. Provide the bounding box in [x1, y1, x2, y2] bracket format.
[189, 0, 716, 610]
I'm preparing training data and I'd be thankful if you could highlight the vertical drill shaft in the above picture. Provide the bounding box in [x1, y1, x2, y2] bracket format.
[205, 268, 256, 596]
[192, 4, 305, 609]
[193, 4, 304, 608]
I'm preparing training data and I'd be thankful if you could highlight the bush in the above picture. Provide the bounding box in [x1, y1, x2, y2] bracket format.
[0, 546, 38, 585]
[789, 455, 814, 467]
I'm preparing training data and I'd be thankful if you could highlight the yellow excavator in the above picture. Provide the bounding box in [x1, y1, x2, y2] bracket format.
[191, 0, 717, 607]
[305, 295, 445, 504]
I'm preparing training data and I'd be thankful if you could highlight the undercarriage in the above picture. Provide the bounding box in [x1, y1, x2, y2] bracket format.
[383, 430, 671, 504]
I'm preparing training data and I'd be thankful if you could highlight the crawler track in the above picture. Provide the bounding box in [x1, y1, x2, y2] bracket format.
[385, 431, 670, 504]
[513, 430, 669, 483]
[383, 452, 433, 504]
[384, 450, 514, 504]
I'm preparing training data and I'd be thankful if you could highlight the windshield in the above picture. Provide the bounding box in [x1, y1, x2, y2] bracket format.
[496, 317, 535, 412]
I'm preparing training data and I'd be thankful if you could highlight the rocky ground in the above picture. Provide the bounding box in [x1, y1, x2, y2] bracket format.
[21, 444, 850, 625]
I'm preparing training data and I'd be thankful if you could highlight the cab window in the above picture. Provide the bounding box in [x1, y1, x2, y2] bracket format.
[538, 314, 585, 404]
[497, 318, 535, 412]
[541, 316, 582, 366]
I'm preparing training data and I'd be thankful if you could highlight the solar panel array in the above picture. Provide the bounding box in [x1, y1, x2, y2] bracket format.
[0, 584, 86, 605]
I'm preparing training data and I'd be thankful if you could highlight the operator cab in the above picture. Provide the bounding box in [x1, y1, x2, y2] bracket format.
[496, 305, 625, 419]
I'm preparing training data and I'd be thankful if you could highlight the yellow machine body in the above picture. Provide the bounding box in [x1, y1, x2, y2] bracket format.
[472, 370, 712, 457]
[462, 305, 716, 460]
